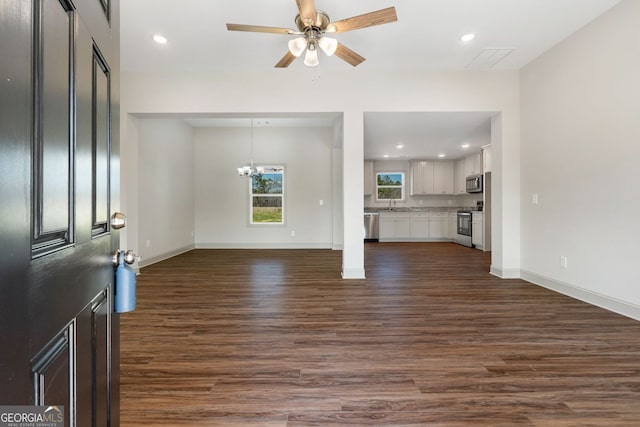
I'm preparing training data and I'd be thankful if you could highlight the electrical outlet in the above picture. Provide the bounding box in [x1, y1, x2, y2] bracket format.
[290, 230, 295, 237]
[146, 240, 151, 248]
[560, 256, 568, 269]
[319, 199, 324, 206]
[532, 193, 539, 205]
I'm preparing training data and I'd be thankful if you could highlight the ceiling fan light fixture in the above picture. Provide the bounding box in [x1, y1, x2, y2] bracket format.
[304, 44, 319, 67]
[288, 37, 307, 57]
[318, 36, 338, 56]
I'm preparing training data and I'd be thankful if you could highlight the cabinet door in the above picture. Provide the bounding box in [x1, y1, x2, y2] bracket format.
[466, 153, 482, 176]
[429, 212, 449, 239]
[482, 146, 491, 173]
[410, 220, 429, 238]
[395, 220, 411, 238]
[448, 212, 458, 238]
[410, 212, 429, 238]
[454, 159, 466, 194]
[472, 213, 483, 247]
[433, 161, 454, 194]
[410, 161, 425, 195]
[379, 217, 395, 239]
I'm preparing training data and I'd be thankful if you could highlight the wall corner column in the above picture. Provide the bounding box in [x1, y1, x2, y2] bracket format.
[341, 111, 365, 279]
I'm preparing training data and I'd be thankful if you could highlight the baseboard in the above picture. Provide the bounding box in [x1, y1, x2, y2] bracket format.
[521, 269, 640, 322]
[342, 268, 366, 279]
[195, 242, 333, 250]
[490, 265, 521, 279]
[138, 244, 195, 268]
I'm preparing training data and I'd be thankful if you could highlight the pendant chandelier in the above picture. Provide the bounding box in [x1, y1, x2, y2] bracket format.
[237, 119, 264, 177]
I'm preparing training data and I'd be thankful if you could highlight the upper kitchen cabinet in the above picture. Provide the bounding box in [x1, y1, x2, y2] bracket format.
[482, 144, 492, 173]
[454, 159, 467, 195]
[410, 161, 434, 195]
[364, 160, 374, 196]
[433, 162, 454, 195]
[411, 160, 454, 195]
[465, 153, 482, 176]
[454, 153, 482, 194]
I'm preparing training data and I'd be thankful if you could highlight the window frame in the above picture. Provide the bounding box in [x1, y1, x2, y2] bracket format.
[375, 171, 405, 202]
[249, 165, 285, 226]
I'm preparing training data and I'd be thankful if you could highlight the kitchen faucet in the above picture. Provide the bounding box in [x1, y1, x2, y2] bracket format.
[388, 199, 396, 210]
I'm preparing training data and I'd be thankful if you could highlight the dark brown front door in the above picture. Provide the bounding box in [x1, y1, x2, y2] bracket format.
[1, 0, 120, 425]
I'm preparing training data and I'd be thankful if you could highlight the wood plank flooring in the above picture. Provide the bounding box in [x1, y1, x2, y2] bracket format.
[120, 243, 640, 426]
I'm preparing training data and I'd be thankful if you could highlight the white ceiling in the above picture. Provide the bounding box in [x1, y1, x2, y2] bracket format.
[121, 0, 620, 159]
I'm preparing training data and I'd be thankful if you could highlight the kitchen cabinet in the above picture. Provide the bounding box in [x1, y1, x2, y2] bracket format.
[448, 211, 458, 239]
[454, 159, 467, 195]
[364, 160, 374, 196]
[465, 153, 482, 176]
[454, 153, 482, 194]
[433, 162, 454, 195]
[410, 161, 434, 195]
[472, 211, 483, 249]
[380, 212, 411, 240]
[428, 211, 449, 239]
[410, 212, 429, 238]
[411, 160, 454, 195]
[482, 145, 491, 173]
[381, 211, 454, 241]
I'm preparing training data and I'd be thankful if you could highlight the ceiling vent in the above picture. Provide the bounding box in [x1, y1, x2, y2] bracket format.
[466, 48, 514, 70]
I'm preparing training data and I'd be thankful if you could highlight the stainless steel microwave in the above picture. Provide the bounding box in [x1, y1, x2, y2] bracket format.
[466, 174, 483, 193]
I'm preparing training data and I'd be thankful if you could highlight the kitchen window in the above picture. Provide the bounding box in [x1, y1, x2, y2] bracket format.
[250, 166, 284, 224]
[376, 172, 405, 201]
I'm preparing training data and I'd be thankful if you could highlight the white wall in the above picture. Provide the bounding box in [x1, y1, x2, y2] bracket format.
[194, 125, 334, 248]
[520, 0, 640, 317]
[136, 119, 195, 265]
[120, 69, 521, 278]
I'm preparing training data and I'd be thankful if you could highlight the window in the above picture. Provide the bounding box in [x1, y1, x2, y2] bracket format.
[376, 172, 405, 201]
[250, 166, 284, 224]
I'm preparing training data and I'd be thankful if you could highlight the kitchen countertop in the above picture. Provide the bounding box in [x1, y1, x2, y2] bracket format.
[365, 207, 480, 213]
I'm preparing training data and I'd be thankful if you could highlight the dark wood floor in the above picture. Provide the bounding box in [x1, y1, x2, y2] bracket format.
[120, 243, 640, 426]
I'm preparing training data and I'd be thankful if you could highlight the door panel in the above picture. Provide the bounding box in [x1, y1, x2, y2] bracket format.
[37, 0, 72, 241]
[0, 0, 120, 424]
[93, 50, 111, 235]
[32, 323, 74, 427]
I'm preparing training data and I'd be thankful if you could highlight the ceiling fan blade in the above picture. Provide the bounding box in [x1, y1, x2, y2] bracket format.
[275, 51, 298, 68]
[296, 0, 317, 26]
[226, 23, 294, 35]
[328, 7, 398, 33]
[335, 43, 365, 67]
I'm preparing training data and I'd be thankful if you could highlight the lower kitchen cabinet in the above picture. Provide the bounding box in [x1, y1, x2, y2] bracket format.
[448, 211, 458, 239]
[380, 211, 451, 241]
[410, 212, 429, 238]
[380, 212, 411, 239]
[472, 211, 483, 249]
[428, 212, 449, 239]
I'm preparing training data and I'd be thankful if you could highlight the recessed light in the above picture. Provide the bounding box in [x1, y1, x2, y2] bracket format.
[461, 33, 476, 43]
[461, 143, 470, 149]
[152, 34, 168, 44]
[383, 154, 390, 158]
[438, 154, 446, 158]
[396, 144, 404, 149]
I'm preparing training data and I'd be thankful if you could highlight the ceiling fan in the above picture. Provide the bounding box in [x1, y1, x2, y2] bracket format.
[226, 0, 398, 68]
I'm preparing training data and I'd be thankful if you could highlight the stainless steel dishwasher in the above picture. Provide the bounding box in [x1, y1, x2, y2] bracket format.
[364, 212, 379, 242]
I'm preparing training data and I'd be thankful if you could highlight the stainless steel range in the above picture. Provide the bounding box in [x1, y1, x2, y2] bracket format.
[455, 210, 473, 247]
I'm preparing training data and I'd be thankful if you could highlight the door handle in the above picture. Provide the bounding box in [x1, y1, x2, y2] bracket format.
[110, 212, 126, 229]
[112, 249, 138, 266]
